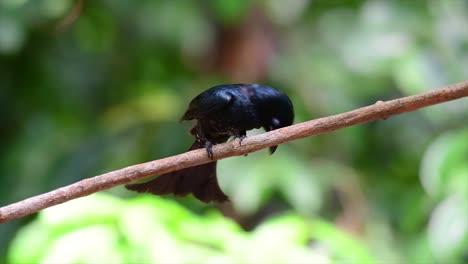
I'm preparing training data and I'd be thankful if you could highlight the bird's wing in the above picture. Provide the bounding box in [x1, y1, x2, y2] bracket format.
[181, 90, 234, 120]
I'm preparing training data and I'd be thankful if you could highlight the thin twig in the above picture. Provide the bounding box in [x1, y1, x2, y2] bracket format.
[1, 81, 468, 223]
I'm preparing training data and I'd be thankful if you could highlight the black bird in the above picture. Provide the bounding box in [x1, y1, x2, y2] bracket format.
[125, 84, 294, 203]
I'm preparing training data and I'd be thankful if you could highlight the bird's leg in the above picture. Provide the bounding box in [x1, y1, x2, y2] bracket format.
[233, 131, 248, 157]
[235, 131, 247, 146]
[205, 140, 214, 159]
[192, 123, 214, 159]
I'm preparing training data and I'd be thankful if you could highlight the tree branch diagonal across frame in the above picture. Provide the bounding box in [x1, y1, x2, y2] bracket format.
[1, 80, 467, 223]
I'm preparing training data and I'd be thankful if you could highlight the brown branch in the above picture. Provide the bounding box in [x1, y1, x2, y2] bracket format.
[1, 81, 468, 223]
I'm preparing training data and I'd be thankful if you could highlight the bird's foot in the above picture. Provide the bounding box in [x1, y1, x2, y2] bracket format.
[205, 141, 214, 159]
[235, 131, 247, 146]
[234, 132, 248, 156]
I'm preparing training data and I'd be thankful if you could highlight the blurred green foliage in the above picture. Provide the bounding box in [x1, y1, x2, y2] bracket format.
[1, 0, 467, 263]
[8, 194, 374, 264]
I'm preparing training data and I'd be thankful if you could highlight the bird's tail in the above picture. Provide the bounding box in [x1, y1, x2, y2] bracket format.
[125, 141, 229, 203]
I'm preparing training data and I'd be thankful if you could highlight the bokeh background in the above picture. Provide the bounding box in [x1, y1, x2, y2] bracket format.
[1, 0, 468, 263]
